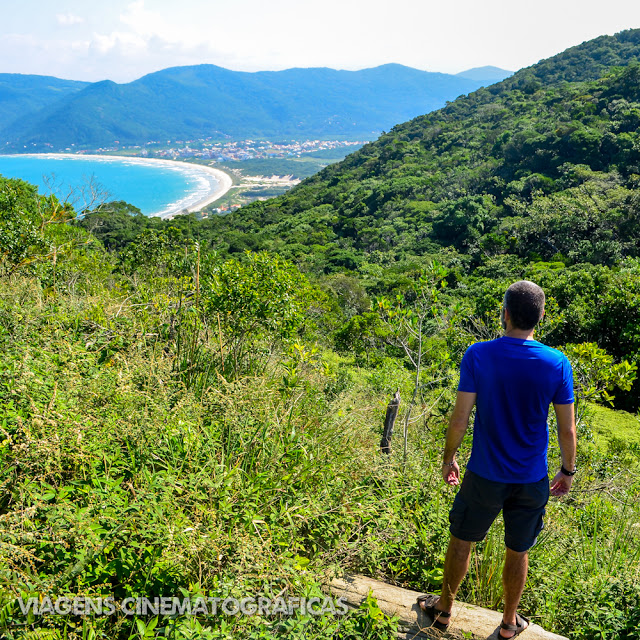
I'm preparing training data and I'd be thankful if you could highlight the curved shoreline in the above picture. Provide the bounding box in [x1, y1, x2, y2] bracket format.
[11, 153, 233, 218]
[176, 161, 233, 216]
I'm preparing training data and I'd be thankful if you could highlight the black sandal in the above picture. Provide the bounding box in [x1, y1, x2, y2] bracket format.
[499, 612, 529, 638]
[416, 594, 451, 631]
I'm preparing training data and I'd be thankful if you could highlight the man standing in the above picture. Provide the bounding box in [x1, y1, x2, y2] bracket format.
[418, 281, 576, 638]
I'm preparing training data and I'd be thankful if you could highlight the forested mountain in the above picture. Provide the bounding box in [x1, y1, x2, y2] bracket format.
[0, 64, 490, 149]
[503, 29, 640, 86]
[199, 29, 640, 270]
[0, 73, 88, 132]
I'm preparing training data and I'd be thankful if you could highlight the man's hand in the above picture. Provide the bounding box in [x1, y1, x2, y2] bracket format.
[550, 470, 573, 497]
[441, 391, 476, 487]
[442, 461, 460, 486]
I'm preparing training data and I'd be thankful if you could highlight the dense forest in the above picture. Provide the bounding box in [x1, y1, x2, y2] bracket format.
[1, 28, 640, 640]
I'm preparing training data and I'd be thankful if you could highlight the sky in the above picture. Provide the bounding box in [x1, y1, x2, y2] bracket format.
[1, 0, 640, 83]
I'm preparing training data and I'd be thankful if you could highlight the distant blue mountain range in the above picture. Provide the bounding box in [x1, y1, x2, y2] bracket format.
[456, 65, 514, 82]
[0, 64, 512, 150]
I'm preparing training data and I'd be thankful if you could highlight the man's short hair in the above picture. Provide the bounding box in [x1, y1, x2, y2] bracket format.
[503, 281, 545, 330]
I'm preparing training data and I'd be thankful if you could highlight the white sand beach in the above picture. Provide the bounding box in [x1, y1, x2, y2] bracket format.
[179, 162, 233, 213]
[18, 153, 233, 218]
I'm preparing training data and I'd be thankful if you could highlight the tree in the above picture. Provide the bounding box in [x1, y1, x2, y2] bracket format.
[201, 252, 313, 375]
[334, 312, 388, 365]
[0, 176, 78, 279]
[562, 342, 637, 426]
[376, 261, 457, 465]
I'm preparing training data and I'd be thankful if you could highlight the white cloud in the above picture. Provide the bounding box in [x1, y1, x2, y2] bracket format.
[61, 0, 243, 80]
[0, 33, 88, 79]
[56, 13, 84, 26]
[118, 0, 176, 42]
[89, 31, 147, 57]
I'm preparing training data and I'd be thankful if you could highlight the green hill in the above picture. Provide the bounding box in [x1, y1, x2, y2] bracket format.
[201, 29, 640, 271]
[0, 64, 489, 149]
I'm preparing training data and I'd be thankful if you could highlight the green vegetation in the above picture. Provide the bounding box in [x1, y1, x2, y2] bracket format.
[2, 27, 640, 640]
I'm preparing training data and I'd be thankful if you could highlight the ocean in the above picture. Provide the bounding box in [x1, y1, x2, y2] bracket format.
[0, 154, 220, 217]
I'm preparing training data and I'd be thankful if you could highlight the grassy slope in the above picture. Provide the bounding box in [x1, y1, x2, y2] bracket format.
[589, 403, 640, 447]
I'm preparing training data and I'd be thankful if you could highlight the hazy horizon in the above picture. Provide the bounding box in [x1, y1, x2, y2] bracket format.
[1, 0, 638, 83]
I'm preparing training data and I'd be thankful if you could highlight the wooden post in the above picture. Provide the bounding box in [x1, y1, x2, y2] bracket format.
[381, 390, 400, 454]
[195, 241, 200, 311]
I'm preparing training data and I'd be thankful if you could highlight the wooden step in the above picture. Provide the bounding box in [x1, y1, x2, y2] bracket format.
[328, 574, 568, 640]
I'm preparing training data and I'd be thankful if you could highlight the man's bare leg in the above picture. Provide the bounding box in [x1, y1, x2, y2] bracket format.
[422, 535, 472, 623]
[500, 548, 529, 638]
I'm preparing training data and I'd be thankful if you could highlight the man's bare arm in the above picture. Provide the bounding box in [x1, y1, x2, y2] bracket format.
[442, 391, 476, 486]
[550, 402, 577, 497]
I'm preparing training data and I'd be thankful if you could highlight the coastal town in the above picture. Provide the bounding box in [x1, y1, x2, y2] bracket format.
[143, 138, 367, 213]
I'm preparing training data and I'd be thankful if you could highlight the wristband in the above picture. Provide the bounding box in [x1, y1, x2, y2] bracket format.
[443, 461, 456, 467]
[560, 465, 576, 477]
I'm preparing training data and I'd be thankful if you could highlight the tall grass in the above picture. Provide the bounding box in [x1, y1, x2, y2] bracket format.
[0, 278, 414, 639]
[1, 276, 640, 639]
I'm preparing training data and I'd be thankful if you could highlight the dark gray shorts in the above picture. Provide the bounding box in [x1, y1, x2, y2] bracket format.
[449, 469, 550, 552]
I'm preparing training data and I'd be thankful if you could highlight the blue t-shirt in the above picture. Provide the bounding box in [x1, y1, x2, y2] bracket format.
[458, 336, 574, 483]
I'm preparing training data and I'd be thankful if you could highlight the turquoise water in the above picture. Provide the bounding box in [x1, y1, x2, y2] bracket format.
[0, 154, 219, 217]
